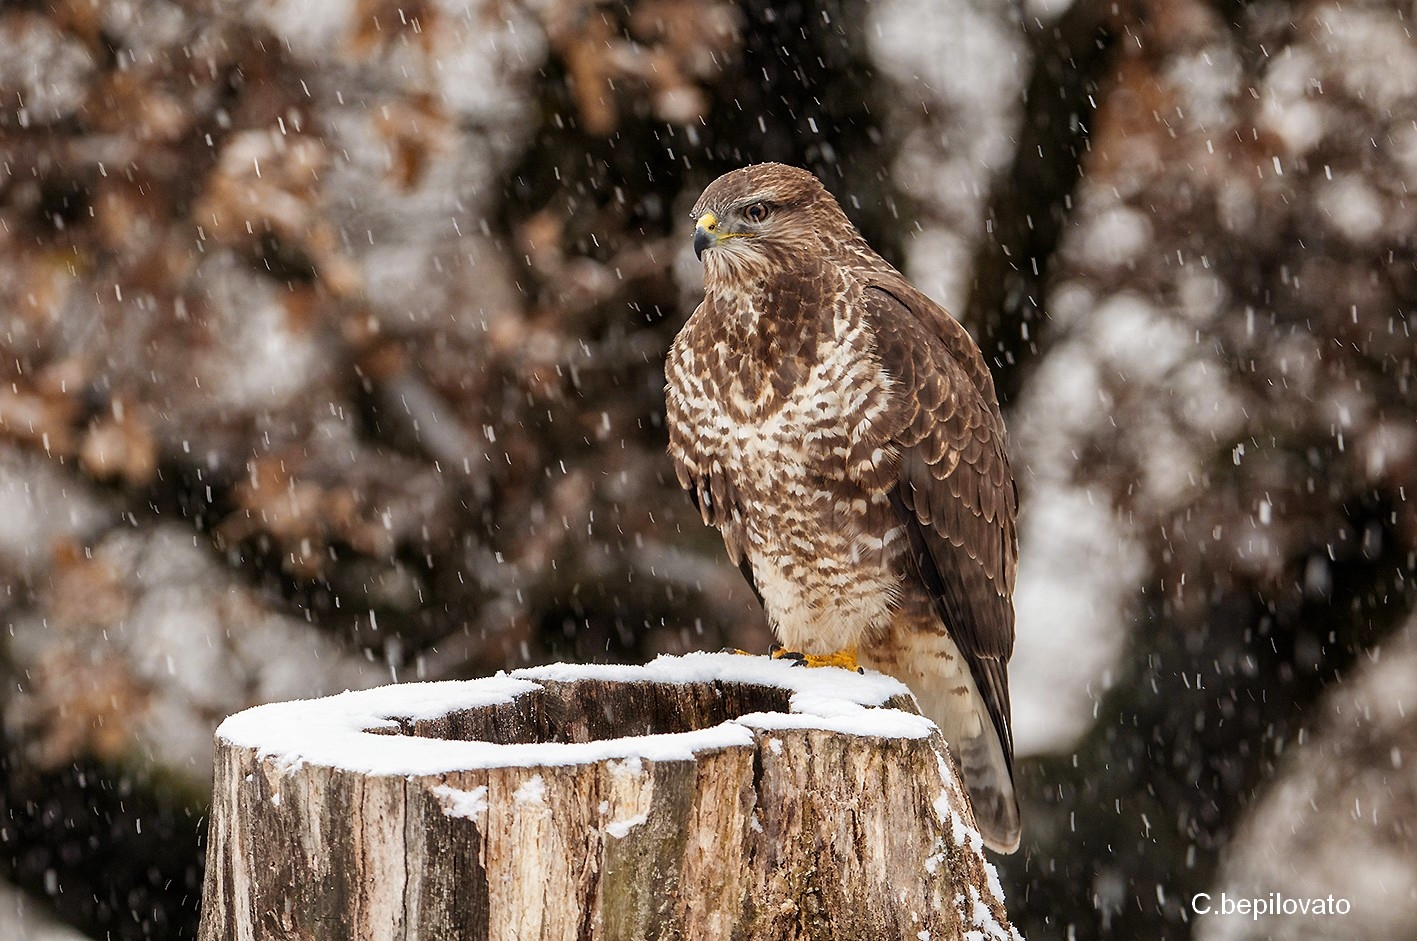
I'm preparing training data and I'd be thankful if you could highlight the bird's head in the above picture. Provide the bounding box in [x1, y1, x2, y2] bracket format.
[689, 163, 859, 278]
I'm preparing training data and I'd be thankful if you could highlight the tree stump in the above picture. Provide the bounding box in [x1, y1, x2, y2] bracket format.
[197, 653, 1020, 940]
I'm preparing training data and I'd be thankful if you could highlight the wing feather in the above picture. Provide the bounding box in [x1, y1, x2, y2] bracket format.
[857, 279, 1019, 766]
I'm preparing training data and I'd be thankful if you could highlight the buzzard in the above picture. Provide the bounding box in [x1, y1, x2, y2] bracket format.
[664, 163, 1020, 853]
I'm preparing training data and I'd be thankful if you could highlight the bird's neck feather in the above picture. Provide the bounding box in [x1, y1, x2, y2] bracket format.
[702, 252, 837, 339]
[696, 258, 849, 419]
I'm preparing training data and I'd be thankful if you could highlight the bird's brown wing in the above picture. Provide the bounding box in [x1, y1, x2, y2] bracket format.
[681, 480, 764, 608]
[855, 276, 1018, 767]
[664, 303, 754, 578]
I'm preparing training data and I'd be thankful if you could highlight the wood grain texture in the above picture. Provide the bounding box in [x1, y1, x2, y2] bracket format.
[198, 666, 1019, 940]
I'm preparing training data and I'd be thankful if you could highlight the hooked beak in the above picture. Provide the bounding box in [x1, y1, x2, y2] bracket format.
[693, 211, 718, 260]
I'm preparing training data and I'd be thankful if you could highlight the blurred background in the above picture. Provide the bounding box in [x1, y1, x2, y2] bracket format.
[1, 0, 1415, 937]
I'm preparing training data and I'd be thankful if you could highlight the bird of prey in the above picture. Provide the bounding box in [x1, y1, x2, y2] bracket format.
[664, 163, 1020, 853]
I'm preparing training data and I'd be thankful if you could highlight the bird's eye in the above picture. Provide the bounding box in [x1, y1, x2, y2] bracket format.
[744, 202, 771, 223]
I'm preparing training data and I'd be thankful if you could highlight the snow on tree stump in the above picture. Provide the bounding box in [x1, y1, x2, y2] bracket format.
[197, 652, 1020, 940]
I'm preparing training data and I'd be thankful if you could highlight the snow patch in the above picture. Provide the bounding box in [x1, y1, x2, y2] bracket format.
[513, 775, 546, 805]
[216, 653, 929, 777]
[936, 788, 983, 856]
[605, 813, 648, 839]
[516, 652, 915, 706]
[930, 752, 1019, 940]
[736, 708, 934, 739]
[432, 784, 488, 821]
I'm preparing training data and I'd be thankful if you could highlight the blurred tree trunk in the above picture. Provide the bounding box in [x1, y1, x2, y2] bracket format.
[965, 0, 1117, 404]
[994, 0, 1417, 937]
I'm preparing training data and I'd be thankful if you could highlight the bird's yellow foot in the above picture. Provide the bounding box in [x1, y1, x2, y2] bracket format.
[771, 644, 864, 674]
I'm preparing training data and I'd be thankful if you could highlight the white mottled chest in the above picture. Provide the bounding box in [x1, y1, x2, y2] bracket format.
[730, 356, 859, 480]
[685, 314, 903, 650]
[718, 316, 886, 480]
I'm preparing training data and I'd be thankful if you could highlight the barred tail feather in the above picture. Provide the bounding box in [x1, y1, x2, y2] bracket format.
[912, 682, 1020, 854]
[954, 719, 1021, 854]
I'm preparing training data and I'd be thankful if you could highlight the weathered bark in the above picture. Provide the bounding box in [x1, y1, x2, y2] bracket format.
[197, 654, 1019, 940]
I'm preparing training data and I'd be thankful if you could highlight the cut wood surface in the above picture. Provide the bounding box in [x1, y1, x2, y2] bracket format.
[197, 653, 1020, 940]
